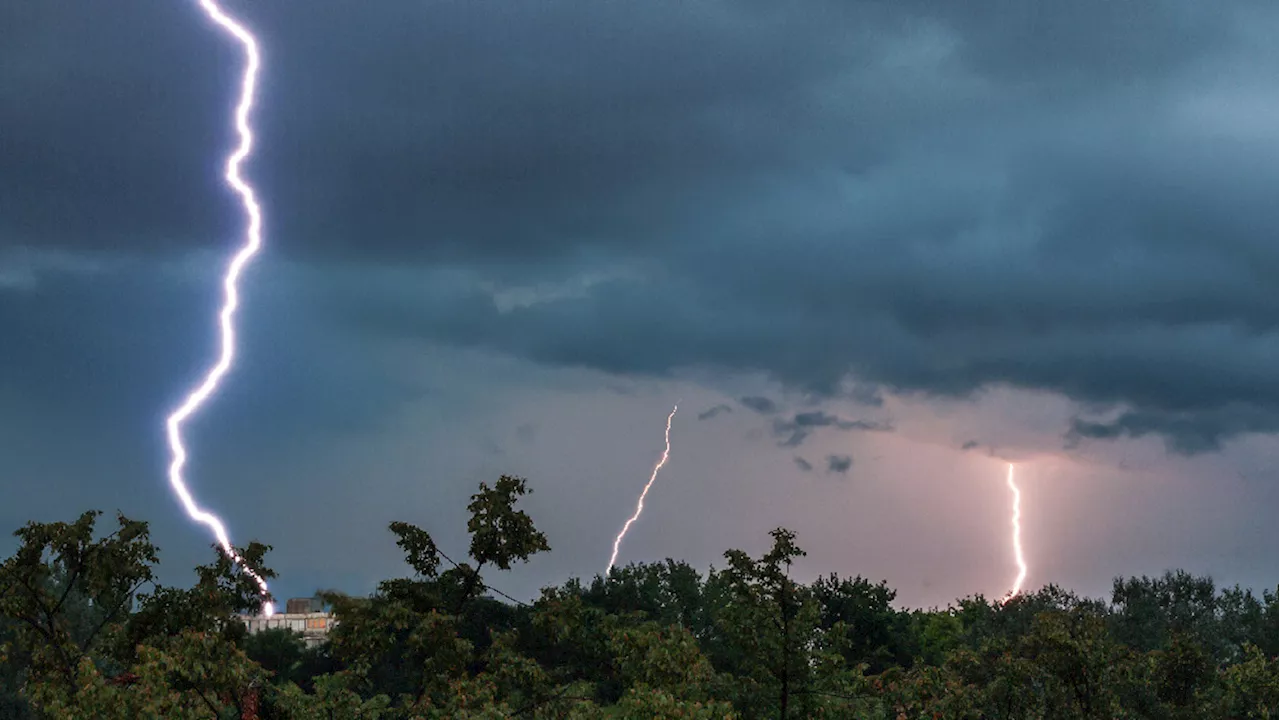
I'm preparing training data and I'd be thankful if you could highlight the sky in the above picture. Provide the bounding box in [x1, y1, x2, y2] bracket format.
[0, 0, 1276, 610]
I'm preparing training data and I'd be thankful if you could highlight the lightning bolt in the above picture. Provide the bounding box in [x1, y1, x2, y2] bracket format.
[606, 404, 679, 574]
[1001, 462, 1027, 604]
[164, 0, 273, 615]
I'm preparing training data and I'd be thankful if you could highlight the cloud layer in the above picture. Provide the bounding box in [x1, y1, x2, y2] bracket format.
[826, 455, 852, 475]
[2, 0, 1274, 453]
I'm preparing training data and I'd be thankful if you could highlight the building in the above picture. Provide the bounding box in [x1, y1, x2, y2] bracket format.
[239, 597, 335, 648]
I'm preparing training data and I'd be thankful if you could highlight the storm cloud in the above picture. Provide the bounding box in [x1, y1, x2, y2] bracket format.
[771, 412, 893, 448]
[739, 396, 779, 415]
[826, 455, 853, 475]
[2, 0, 1275, 454]
[697, 404, 733, 421]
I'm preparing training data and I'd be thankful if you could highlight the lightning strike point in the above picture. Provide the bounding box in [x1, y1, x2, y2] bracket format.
[606, 404, 679, 574]
[1001, 462, 1028, 605]
[165, 0, 273, 615]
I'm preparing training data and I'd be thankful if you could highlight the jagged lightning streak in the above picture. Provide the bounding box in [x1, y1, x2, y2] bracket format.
[606, 404, 679, 574]
[164, 0, 273, 615]
[1001, 462, 1028, 604]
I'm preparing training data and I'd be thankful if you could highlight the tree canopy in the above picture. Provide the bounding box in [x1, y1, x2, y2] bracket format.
[1, 474, 1275, 719]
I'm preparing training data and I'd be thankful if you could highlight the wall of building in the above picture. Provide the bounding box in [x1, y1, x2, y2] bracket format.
[239, 611, 335, 648]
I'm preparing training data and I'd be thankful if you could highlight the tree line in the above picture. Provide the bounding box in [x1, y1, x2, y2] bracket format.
[1, 474, 1276, 718]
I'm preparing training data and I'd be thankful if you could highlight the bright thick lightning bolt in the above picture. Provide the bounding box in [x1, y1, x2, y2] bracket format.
[164, 0, 273, 615]
[606, 404, 679, 574]
[1001, 462, 1028, 604]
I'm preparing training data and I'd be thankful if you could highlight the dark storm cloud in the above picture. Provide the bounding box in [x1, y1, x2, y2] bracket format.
[899, 0, 1243, 85]
[739, 396, 779, 415]
[769, 412, 892, 448]
[793, 456, 813, 473]
[1, 0, 868, 262]
[960, 440, 980, 451]
[825, 455, 853, 475]
[3, 0, 1275, 454]
[1066, 403, 1276, 456]
[0, 262, 411, 453]
[846, 385, 885, 408]
[697, 404, 733, 421]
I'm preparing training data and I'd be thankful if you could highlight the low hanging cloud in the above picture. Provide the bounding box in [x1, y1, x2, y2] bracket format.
[739, 396, 779, 414]
[0, 247, 120, 292]
[793, 456, 814, 472]
[697, 404, 733, 421]
[771, 411, 893, 448]
[1066, 403, 1274, 456]
[826, 455, 853, 474]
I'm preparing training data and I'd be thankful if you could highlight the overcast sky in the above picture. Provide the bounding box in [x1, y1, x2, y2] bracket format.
[1, 0, 1275, 609]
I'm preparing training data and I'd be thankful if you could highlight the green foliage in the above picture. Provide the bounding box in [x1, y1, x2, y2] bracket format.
[0, 511, 157, 699]
[2, 477, 1276, 719]
[0, 618, 33, 720]
[467, 475, 550, 572]
[272, 673, 392, 719]
[243, 628, 336, 692]
[586, 560, 706, 630]
[811, 573, 910, 672]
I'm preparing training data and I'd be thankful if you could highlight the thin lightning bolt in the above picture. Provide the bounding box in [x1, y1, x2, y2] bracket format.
[1001, 462, 1027, 604]
[606, 404, 679, 574]
[164, 0, 273, 615]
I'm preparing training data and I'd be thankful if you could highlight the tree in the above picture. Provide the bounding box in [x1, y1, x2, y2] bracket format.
[583, 560, 706, 632]
[27, 631, 266, 720]
[0, 616, 34, 720]
[1110, 571, 1218, 655]
[1204, 644, 1279, 719]
[1016, 608, 1124, 719]
[708, 528, 820, 719]
[810, 573, 910, 673]
[1152, 631, 1215, 714]
[0, 511, 157, 699]
[0, 510, 281, 718]
[3, 483, 1276, 719]
[243, 627, 337, 690]
[321, 475, 551, 713]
